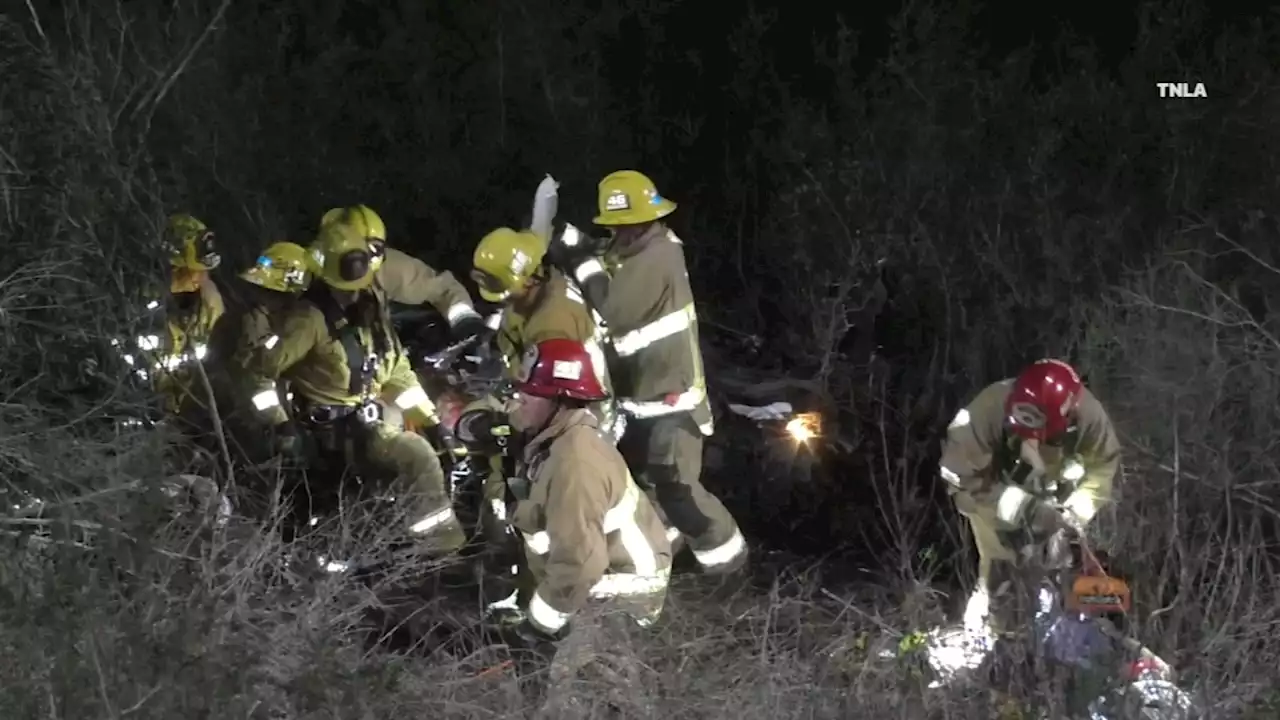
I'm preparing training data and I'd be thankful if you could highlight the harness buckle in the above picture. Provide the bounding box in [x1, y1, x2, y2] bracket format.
[357, 402, 382, 425]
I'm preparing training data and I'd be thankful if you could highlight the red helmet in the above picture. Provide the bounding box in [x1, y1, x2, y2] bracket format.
[515, 338, 608, 402]
[1004, 359, 1083, 441]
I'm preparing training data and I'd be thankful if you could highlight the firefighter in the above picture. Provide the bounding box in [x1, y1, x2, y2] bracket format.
[562, 170, 746, 575]
[939, 358, 1121, 643]
[318, 205, 486, 341]
[505, 338, 671, 716]
[246, 221, 467, 555]
[150, 213, 225, 416]
[468, 226, 617, 622]
[204, 241, 312, 455]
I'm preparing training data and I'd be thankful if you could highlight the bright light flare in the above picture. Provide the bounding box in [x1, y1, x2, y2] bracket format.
[785, 412, 822, 443]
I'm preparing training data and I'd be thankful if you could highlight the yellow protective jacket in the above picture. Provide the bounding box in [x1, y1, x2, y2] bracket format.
[153, 281, 224, 409]
[515, 408, 672, 634]
[375, 247, 479, 326]
[495, 268, 610, 391]
[572, 223, 712, 434]
[246, 289, 438, 427]
[205, 286, 300, 418]
[939, 379, 1121, 528]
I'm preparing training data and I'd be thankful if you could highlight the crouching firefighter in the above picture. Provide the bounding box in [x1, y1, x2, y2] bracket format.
[504, 338, 671, 714]
[559, 170, 747, 575]
[205, 241, 312, 452]
[246, 222, 467, 556]
[939, 358, 1121, 649]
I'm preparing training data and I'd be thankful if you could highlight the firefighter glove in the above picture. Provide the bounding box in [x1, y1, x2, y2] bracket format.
[450, 313, 487, 343]
[425, 421, 466, 458]
[273, 422, 304, 459]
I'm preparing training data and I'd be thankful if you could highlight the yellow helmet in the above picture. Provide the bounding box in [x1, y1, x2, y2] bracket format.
[471, 227, 546, 302]
[592, 170, 677, 226]
[165, 213, 220, 270]
[314, 222, 376, 291]
[320, 204, 387, 272]
[239, 241, 312, 293]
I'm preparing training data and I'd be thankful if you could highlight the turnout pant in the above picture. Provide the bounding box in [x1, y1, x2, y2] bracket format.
[954, 491, 1071, 636]
[310, 418, 465, 554]
[617, 413, 746, 573]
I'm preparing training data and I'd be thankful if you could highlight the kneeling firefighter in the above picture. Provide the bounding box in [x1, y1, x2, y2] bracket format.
[939, 358, 1121, 647]
[504, 338, 671, 713]
[246, 222, 467, 555]
[559, 170, 746, 575]
[204, 241, 312, 459]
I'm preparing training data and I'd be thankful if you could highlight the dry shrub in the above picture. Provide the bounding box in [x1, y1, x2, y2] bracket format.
[7, 0, 1280, 717]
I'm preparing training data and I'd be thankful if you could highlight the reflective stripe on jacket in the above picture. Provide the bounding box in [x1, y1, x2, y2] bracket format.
[513, 409, 672, 633]
[375, 247, 479, 326]
[939, 379, 1121, 527]
[245, 290, 437, 426]
[575, 224, 713, 434]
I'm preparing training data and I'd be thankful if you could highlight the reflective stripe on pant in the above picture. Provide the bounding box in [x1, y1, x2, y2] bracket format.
[364, 422, 464, 551]
[618, 413, 745, 571]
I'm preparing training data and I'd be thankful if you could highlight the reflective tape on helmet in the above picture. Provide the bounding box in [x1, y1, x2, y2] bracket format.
[948, 408, 971, 429]
[528, 592, 570, 632]
[409, 506, 457, 534]
[613, 303, 695, 357]
[251, 389, 280, 411]
[393, 385, 432, 410]
[692, 529, 746, 569]
[446, 303, 479, 324]
[574, 258, 606, 284]
[995, 485, 1033, 525]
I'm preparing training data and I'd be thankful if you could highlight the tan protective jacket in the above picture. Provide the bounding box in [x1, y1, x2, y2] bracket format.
[245, 290, 437, 427]
[939, 378, 1121, 528]
[375, 247, 479, 326]
[515, 408, 672, 634]
[496, 268, 611, 390]
[575, 223, 713, 434]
